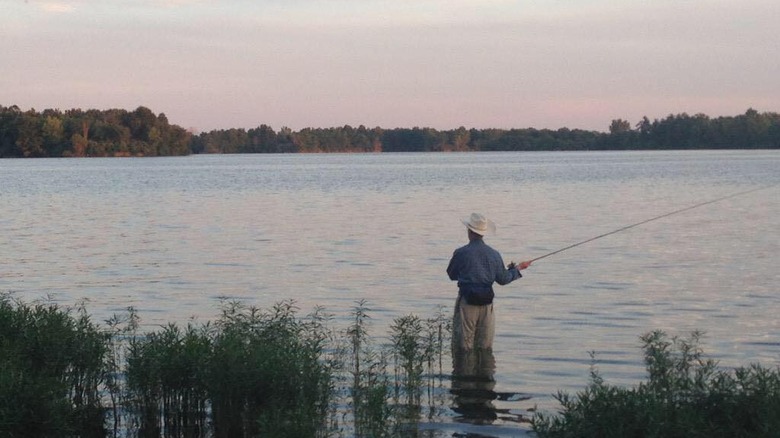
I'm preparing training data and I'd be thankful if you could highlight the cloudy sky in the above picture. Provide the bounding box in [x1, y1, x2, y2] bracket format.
[2, 0, 778, 132]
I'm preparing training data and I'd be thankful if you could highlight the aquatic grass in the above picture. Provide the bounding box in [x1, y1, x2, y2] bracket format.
[345, 300, 395, 437]
[424, 306, 450, 379]
[350, 349, 394, 437]
[125, 299, 336, 438]
[421, 307, 451, 421]
[389, 307, 451, 415]
[338, 301, 453, 437]
[7, 294, 780, 437]
[104, 307, 140, 434]
[391, 314, 427, 406]
[0, 294, 109, 437]
[532, 330, 780, 438]
[68, 302, 113, 436]
[126, 322, 211, 437]
[207, 300, 334, 437]
[1, 294, 453, 437]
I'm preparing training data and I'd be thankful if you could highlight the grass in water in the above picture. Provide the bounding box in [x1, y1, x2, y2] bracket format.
[126, 299, 335, 438]
[532, 330, 780, 438]
[345, 299, 394, 437]
[12, 294, 780, 438]
[0, 294, 110, 437]
[125, 322, 210, 437]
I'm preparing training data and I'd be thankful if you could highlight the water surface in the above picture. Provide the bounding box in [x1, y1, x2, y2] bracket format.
[2, 150, 779, 435]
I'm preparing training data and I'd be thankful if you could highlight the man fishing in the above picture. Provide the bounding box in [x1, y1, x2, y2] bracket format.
[445, 187, 771, 352]
[447, 213, 531, 352]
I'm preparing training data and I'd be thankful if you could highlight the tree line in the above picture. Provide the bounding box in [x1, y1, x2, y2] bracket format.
[0, 105, 191, 158]
[1, 104, 778, 158]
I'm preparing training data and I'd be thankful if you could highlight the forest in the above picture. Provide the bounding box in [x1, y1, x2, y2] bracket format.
[1, 104, 778, 158]
[0, 105, 191, 158]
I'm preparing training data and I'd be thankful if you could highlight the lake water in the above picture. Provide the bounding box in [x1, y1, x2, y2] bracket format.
[2, 150, 779, 436]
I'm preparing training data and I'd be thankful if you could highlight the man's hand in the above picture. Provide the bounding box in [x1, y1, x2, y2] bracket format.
[508, 260, 532, 271]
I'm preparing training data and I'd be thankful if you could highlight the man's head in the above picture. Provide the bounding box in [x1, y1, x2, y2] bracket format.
[462, 213, 495, 239]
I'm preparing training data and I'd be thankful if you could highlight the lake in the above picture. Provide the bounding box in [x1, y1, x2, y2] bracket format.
[2, 150, 779, 436]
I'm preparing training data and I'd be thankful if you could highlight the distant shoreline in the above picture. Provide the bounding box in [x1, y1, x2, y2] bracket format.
[2, 105, 778, 158]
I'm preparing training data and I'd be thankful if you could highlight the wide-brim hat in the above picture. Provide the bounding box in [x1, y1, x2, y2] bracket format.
[462, 213, 496, 236]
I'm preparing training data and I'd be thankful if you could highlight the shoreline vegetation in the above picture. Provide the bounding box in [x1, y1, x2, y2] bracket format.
[1, 105, 779, 158]
[1, 294, 452, 438]
[3, 294, 780, 437]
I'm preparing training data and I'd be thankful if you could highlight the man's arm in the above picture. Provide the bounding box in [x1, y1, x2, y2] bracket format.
[495, 256, 532, 285]
[446, 252, 459, 281]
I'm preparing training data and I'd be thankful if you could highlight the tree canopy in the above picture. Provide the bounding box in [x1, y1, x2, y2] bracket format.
[0, 105, 191, 158]
[1, 105, 778, 158]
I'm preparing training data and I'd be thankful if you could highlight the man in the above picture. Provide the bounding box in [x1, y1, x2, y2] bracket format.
[447, 213, 531, 351]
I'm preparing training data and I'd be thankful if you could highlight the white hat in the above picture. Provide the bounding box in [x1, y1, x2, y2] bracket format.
[462, 213, 496, 236]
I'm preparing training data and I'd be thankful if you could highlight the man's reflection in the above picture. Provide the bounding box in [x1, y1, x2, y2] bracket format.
[451, 348, 531, 426]
[450, 348, 498, 424]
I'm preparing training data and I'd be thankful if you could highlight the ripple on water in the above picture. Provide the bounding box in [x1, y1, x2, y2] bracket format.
[3, 151, 779, 437]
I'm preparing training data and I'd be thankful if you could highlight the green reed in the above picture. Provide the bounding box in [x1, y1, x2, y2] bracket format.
[0, 294, 110, 437]
[344, 300, 394, 437]
[7, 294, 780, 437]
[338, 301, 453, 437]
[124, 299, 335, 438]
[0, 295, 452, 438]
[126, 322, 211, 437]
[532, 330, 780, 438]
[104, 307, 140, 434]
[210, 300, 333, 437]
[390, 315, 426, 405]
[387, 306, 451, 428]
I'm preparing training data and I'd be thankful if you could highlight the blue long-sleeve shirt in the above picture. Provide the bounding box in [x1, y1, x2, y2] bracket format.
[447, 239, 521, 294]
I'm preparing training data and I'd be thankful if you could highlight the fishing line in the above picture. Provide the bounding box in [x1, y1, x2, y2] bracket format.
[529, 184, 776, 263]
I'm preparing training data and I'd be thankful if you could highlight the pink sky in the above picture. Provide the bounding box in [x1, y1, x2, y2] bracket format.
[3, 0, 778, 132]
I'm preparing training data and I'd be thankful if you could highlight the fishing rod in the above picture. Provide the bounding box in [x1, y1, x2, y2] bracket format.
[528, 184, 775, 264]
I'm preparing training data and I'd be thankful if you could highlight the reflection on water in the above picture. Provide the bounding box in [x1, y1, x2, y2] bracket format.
[451, 348, 531, 426]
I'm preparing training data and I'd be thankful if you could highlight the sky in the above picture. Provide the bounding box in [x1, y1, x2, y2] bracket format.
[2, 0, 779, 133]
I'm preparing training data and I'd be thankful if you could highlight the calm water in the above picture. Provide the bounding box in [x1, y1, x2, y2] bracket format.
[2, 150, 779, 435]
